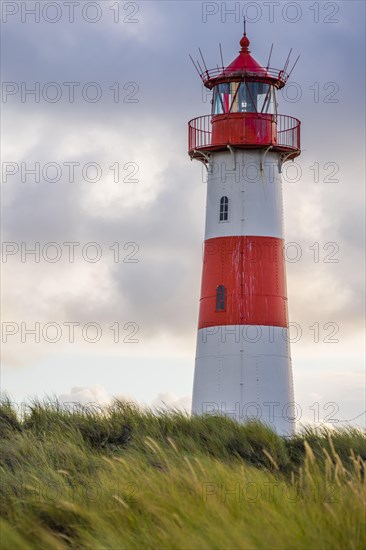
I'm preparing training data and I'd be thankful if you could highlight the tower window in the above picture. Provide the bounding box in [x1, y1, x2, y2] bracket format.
[216, 285, 226, 311]
[219, 196, 229, 222]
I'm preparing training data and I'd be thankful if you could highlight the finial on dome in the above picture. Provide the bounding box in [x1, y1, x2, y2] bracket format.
[240, 17, 250, 53]
[240, 33, 250, 53]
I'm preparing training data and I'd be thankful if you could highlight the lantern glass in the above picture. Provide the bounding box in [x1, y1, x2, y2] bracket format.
[212, 82, 277, 115]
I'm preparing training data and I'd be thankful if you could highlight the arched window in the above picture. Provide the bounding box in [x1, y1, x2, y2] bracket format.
[219, 196, 229, 222]
[216, 285, 226, 311]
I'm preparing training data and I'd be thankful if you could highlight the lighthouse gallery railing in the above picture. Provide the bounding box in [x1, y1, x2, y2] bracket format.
[188, 114, 300, 156]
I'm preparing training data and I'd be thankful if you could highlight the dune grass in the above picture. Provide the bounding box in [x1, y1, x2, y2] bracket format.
[0, 398, 365, 549]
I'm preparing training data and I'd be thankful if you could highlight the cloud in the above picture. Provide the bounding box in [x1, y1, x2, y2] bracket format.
[151, 392, 191, 412]
[57, 385, 191, 413]
[1, 2, 364, 425]
[58, 385, 111, 407]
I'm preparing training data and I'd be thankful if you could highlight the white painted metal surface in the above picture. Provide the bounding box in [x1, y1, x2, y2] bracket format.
[192, 325, 295, 435]
[204, 150, 285, 240]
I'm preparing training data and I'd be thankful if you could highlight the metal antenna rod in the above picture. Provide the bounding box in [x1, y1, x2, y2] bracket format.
[189, 54, 203, 78]
[287, 55, 300, 78]
[196, 59, 204, 75]
[266, 43, 273, 69]
[219, 43, 224, 68]
[283, 48, 292, 73]
[244, 16, 246, 34]
[198, 48, 209, 73]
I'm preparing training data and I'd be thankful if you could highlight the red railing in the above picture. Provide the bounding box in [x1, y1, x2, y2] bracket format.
[188, 114, 300, 158]
[277, 115, 301, 150]
[199, 66, 289, 87]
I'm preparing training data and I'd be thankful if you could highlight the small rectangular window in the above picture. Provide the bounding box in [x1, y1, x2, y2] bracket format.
[216, 285, 226, 311]
[219, 196, 229, 222]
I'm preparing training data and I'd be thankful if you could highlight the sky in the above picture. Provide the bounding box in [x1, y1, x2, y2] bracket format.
[1, 0, 365, 429]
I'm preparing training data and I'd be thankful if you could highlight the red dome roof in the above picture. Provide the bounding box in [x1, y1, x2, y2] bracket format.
[222, 33, 268, 77]
[199, 33, 289, 89]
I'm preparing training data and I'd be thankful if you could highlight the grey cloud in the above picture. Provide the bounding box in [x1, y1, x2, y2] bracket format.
[2, 1, 365, 363]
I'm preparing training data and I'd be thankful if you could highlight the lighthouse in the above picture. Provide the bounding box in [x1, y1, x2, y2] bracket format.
[188, 29, 301, 435]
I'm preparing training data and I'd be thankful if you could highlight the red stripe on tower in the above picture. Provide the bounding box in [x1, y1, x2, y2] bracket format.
[198, 236, 288, 329]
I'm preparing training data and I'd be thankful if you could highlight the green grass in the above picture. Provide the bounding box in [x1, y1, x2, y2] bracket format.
[1, 398, 365, 549]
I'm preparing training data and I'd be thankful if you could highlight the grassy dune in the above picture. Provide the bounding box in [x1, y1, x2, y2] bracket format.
[1, 399, 365, 549]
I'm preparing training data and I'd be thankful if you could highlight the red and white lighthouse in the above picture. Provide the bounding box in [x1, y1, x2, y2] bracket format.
[188, 30, 301, 435]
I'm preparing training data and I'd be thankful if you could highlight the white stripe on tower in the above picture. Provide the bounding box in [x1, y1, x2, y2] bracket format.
[204, 150, 285, 240]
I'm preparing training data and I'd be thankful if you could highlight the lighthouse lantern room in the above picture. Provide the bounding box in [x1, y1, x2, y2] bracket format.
[189, 29, 301, 435]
